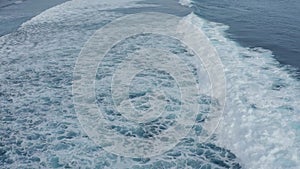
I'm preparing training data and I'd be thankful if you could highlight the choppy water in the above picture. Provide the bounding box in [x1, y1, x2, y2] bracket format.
[0, 0, 299, 168]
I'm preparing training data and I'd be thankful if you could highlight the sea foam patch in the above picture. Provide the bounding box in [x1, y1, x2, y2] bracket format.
[1, 0, 299, 168]
[178, 0, 192, 7]
[183, 12, 300, 169]
[73, 11, 226, 157]
[0, 0, 241, 168]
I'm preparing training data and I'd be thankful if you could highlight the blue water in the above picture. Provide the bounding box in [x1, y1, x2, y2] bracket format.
[0, 0, 299, 168]
[191, 0, 300, 73]
[0, 0, 68, 36]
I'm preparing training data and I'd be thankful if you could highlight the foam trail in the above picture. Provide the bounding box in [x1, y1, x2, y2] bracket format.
[0, 0, 299, 168]
[0, 0, 241, 168]
[185, 13, 300, 169]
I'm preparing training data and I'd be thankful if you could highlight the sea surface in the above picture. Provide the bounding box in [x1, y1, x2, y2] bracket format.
[190, 0, 300, 74]
[0, 0, 299, 168]
[0, 0, 68, 36]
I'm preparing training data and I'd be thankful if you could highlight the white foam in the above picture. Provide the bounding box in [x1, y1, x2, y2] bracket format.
[20, 0, 149, 27]
[179, 0, 192, 7]
[14, 0, 23, 5]
[1, 0, 299, 168]
[185, 13, 300, 169]
[0, 1, 241, 166]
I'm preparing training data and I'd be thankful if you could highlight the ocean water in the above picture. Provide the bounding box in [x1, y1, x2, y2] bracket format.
[0, 0, 299, 169]
[0, 0, 68, 36]
[190, 0, 300, 72]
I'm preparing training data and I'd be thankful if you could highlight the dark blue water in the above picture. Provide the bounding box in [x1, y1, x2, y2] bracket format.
[191, 0, 300, 72]
[0, 0, 68, 36]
